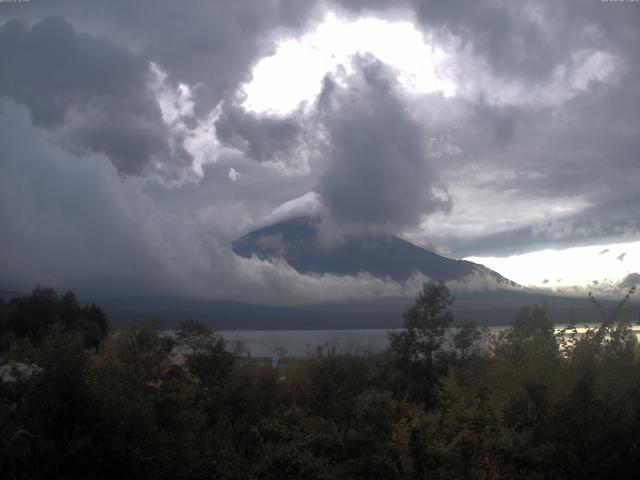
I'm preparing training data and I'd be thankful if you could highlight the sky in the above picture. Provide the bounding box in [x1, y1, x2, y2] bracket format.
[0, 0, 639, 302]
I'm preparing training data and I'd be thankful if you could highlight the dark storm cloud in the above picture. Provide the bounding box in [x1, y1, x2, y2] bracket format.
[469, 101, 529, 148]
[215, 56, 453, 233]
[0, 99, 169, 295]
[438, 188, 640, 259]
[0, 98, 311, 300]
[335, 0, 640, 82]
[0, 17, 181, 176]
[0, 1, 324, 177]
[337, 0, 562, 80]
[0, 1, 339, 301]
[0, 98, 414, 303]
[98, 0, 320, 112]
[446, 74, 640, 257]
[328, 0, 640, 254]
[378, 1, 640, 257]
[215, 103, 302, 164]
[315, 56, 451, 231]
[6, 0, 322, 112]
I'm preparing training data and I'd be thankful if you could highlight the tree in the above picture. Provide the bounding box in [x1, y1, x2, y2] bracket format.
[175, 318, 215, 355]
[10, 327, 95, 479]
[451, 321, 483, 364]
[0, 287, 108, 351]
[389, 281, 455, 406]
[390, 281, 454, 362]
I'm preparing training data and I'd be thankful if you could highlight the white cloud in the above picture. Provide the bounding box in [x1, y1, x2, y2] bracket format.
[150, 62, 195, 123]
[149, 62, 228, 182]
[260, 191, 324, 226]
[228, 167, 240, 182]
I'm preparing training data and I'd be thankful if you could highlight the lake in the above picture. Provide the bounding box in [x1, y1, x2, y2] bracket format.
[218, 324, 640, 358]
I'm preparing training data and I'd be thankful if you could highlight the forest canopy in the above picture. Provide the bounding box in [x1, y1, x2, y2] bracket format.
[0, 283, 639, 479]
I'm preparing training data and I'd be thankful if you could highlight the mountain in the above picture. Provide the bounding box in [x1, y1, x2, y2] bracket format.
[232, 216, 517, 286]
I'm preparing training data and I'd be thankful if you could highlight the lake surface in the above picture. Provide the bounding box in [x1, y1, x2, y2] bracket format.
[218, 325, 640, 358]
[219, 329, 391, 357]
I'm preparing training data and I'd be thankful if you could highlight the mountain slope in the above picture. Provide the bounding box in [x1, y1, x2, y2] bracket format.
[232, 217, 516, 285]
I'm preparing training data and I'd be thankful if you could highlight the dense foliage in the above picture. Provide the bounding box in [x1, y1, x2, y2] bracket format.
[1, 283, 639, 479]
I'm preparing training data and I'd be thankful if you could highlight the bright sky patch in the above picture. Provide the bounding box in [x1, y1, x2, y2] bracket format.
[466, 240, 640, 289]
[242, 13, 455, 115]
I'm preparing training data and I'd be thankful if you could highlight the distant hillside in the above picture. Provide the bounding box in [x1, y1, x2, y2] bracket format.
[96, 290, 639, 330]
